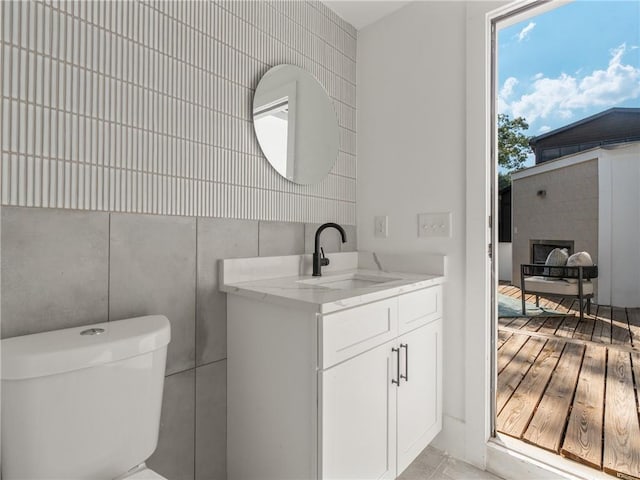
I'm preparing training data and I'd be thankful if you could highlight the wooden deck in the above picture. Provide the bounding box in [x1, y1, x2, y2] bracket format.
[497, 284, 640, 479]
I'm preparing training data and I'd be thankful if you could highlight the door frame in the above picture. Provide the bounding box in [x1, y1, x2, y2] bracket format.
[466, 1, 615, 478]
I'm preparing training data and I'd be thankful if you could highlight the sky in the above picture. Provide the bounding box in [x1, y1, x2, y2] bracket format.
[498, 0, 640, 150]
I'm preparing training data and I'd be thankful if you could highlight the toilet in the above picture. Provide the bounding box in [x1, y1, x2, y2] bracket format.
[1, 315, 171, 480]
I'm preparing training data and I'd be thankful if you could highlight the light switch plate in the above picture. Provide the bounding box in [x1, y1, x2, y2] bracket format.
[418, 212, 451, 238]
[374, 215, 388, 238]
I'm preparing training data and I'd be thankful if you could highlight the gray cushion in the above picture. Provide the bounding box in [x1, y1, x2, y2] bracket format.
[545, 248, 568, 276]
[565, 251, 594, 283]
[567, 251, 593, 266]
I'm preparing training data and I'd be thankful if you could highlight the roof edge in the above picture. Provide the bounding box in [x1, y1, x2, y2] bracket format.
[529, 107, 640, 145]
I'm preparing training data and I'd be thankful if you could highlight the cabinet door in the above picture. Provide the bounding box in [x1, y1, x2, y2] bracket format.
[396, 320, 442, 474]
[320, 341, 397, 480]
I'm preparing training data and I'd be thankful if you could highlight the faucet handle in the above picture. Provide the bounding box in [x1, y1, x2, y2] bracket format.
[320, 247, 330, 267]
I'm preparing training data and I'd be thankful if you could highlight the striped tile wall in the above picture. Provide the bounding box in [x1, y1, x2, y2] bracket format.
[0, 0, 357, 224]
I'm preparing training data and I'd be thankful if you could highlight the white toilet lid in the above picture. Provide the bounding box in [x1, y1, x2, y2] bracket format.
[124, 468, 167, 480]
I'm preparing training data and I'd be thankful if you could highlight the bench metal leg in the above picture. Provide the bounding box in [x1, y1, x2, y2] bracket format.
[578, 278, 584, 322]
[579, 300, 584, 322]
[521, 269, 527, 316]
[536, 295, 539, 307]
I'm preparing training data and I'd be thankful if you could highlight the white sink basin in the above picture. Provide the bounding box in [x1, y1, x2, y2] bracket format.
[298, 273, 401, 290]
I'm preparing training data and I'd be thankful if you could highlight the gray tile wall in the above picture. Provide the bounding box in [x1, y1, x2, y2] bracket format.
[1, 206, 356, 479]
[1, 206, 109, 338]
[196, 218, 258, 366]
[110, 213, 198, 375]
[1, 1, 357, 476]
[259, 221, 306, 256]
[148, 369, 196, 478]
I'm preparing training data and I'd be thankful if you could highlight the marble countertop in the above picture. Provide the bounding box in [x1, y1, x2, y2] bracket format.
[220, 265, 444, 314]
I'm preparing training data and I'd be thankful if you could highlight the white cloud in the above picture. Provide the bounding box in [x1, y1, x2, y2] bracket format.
[517, 22, 536, 42]
[500, 43, 640, 123]
[538, 125, 552, 133]
[500, 77, 518, 99]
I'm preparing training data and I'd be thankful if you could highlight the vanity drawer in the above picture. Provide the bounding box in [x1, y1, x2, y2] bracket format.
[398, 286, 442, 334]
[320, 298, 398, 369]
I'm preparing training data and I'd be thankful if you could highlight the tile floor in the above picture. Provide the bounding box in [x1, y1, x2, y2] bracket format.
[399, 446, 503, 480]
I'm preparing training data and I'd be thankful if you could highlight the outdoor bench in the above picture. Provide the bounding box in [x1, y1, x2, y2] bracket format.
[520, 264, 599, 322]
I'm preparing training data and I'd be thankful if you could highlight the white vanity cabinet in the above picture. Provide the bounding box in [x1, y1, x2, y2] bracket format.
[320, 338, 398, 479]
[396, 319, 442, 473]
[226, 284, 443, 480]
[397, 287, 443, 473]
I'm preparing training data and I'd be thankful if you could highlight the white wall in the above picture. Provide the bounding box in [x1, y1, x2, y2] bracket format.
[358, 1, 505, 465]
[358, 0, 467, 430]
[498, 242, 512, 282]
[598, 143, 640, 307]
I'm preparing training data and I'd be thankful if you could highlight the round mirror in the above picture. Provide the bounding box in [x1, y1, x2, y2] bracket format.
[253, 65, 339, 185]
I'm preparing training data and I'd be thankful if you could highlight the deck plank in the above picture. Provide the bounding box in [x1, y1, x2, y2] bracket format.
[633, 353, 640, 415]
[537, 296, 566, 312]
[611, 306, 631, 345]
[538, 316, 563, 336]
[500, 325, 640, 355]
[559, 297, 577, 313]
[555, 314, 580, 339]
[627, 308, 640, 348]
[523, 343, 585, 452]
[497, 339, 563, 438]
[497, 333, 530, 373]
[497, 330, 512, 349]
[497, 337, 547, 415]
[499, 316, 515, 328]
[521, 315, 548, 333]
[592, 305, 611, 344]
[508, 316, 533, 331]
[561, 345, 606, 469]
[501, 285, 520, 297]
[572, 315, 595, 342]
[603, 350, 640, 478]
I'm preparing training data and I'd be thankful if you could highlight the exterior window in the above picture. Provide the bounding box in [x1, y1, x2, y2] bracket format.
[541, 147, 560, 162]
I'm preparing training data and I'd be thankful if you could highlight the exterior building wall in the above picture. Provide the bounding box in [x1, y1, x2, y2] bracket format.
[598, 143, 640, 307]
[498, 242, 512, 282]
[511, 159, 598, 290]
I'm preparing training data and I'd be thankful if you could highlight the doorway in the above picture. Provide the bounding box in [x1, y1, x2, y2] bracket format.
[491, 1, 640, 479]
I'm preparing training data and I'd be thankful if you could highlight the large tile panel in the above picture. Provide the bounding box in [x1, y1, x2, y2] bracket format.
[195, 360, 227, 480]
[109, 213, 196, 375]
[196, 218, 258, 365]
[148, 369, 196, 480]
[259, 221, 305, 256]
[1, 207, 109, 338]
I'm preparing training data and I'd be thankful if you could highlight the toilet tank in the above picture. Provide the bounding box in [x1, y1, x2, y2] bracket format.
[1, 315, 171, 480]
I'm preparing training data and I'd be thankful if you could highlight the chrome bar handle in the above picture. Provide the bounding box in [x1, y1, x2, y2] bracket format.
[400, 343, 409, 382]
[392, 347, 400, 386]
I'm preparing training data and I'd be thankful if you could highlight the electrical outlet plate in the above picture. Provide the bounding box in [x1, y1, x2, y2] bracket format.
[418, 212, 451, 238]
[374, 215, 388, 238]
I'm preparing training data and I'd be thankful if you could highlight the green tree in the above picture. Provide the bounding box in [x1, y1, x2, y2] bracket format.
[498, 113, 532, 189]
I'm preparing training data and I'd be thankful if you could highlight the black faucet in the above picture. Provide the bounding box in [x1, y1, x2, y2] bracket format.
[313, 223, 347, 276]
